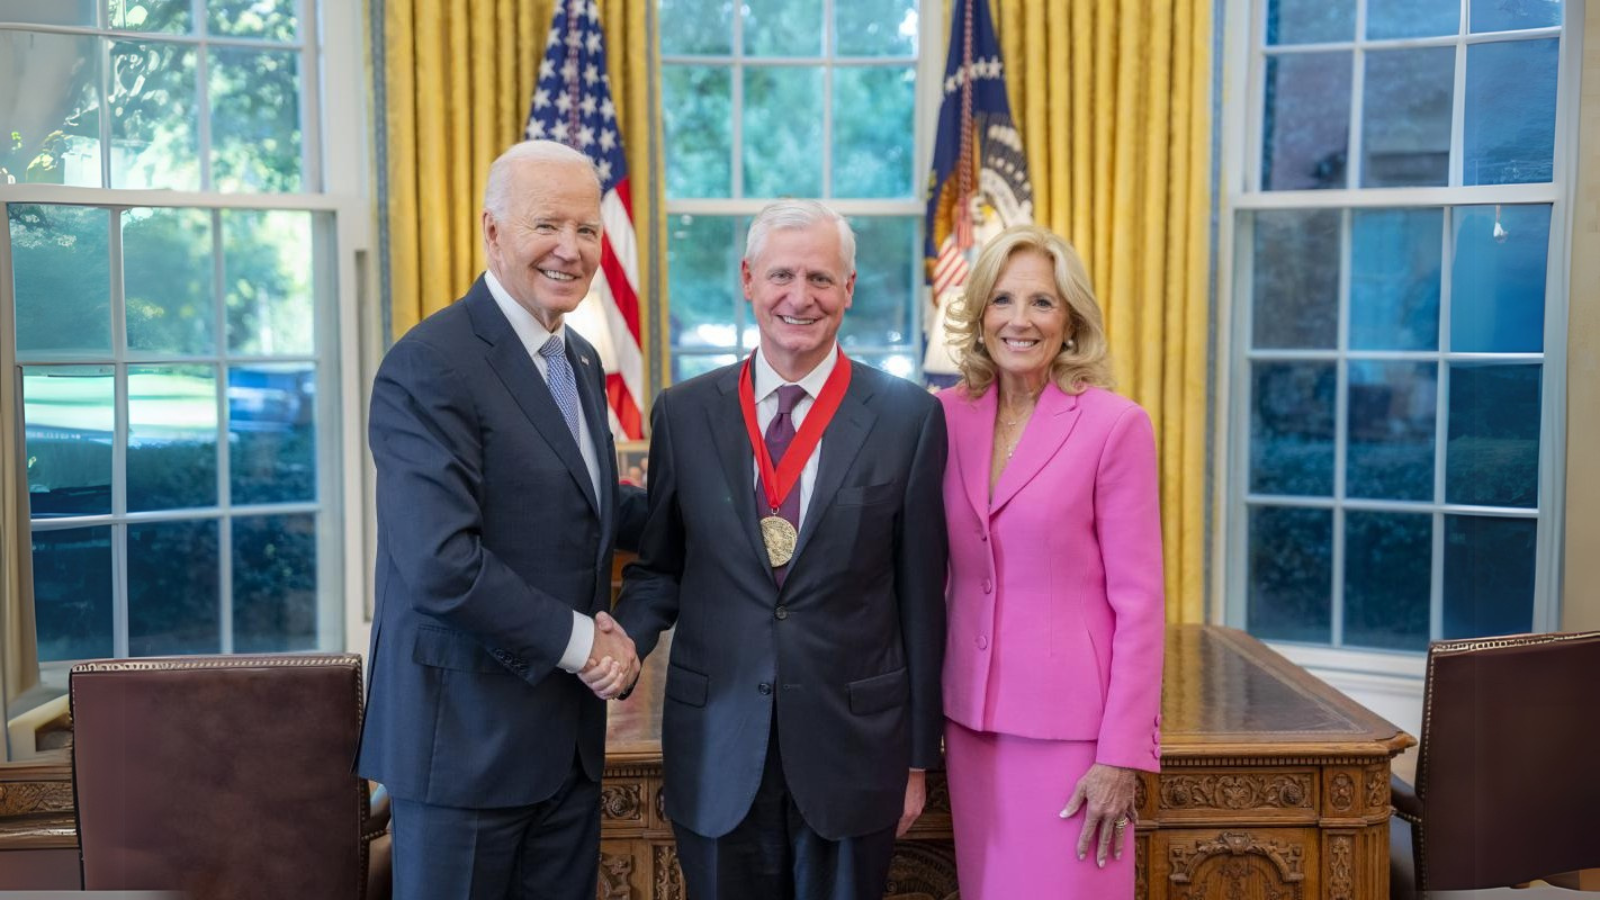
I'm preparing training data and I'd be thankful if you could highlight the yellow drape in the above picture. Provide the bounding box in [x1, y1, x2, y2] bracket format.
[993, 0, 1212, 624]
[384, 0, 662, 401]
[1, 360, 40, 709]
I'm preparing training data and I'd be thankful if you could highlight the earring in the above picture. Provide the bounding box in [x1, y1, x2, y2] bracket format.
[1064, 338, 1076, 351]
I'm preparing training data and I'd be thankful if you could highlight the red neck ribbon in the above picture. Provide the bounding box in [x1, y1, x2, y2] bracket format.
[737, 351, 853, 514]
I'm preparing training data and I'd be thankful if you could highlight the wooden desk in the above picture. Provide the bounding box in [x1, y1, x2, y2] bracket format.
[597, 624, 1413, 900]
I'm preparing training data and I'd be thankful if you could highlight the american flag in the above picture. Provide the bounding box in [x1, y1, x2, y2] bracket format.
[923, 0, 1033, 299]
[525, 0, 644, 439]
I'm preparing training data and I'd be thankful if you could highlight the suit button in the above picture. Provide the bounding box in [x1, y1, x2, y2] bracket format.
[774, 605, 789, 620]
[982, 578, 993, 594]
[758, 683, 773, 695]
[977, 635, 988, 650]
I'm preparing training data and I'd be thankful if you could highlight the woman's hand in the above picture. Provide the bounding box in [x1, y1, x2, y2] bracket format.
[1060, 763, 1139, 867]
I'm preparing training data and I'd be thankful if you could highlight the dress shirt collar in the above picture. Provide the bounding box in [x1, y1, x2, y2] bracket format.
[484, 269, 567, 356]
[752, 343, 838, 404]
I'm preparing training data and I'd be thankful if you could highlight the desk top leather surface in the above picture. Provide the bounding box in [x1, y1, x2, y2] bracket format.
[606, 624, 1413, 763]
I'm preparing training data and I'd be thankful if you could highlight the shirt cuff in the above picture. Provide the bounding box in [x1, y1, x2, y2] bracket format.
[557, 612, 596, 673]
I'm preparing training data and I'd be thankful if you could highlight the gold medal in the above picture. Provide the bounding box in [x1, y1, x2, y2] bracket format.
[759, 515, 798, 567]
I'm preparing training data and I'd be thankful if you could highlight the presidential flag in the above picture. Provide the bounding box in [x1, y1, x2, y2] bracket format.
[923, 0, 1033, 301]
[525, 0, 644, 439]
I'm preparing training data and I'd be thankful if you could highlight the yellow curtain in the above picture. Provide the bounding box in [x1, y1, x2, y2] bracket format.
[993, 0, 1213, 624]
[384, 0, 662, 398]
[2, 362, 40, 708]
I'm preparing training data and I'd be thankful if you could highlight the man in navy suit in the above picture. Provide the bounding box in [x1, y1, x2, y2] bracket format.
[600, 200, 948, 900]
[359, 140, 642, 900]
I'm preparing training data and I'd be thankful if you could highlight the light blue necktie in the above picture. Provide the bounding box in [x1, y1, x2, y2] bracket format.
[538, 334, 582, 446]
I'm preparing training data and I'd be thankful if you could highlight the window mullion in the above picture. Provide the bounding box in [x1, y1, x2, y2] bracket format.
[110, 207, 130, 658]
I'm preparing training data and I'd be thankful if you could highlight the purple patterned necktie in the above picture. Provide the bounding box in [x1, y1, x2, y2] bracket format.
[760, 384, 807, 584]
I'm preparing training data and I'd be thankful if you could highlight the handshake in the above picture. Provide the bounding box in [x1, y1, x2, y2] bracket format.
[579, 611, 639, 700]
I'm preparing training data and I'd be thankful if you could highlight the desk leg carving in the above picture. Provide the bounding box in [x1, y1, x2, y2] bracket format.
[598, 849, 635, 900]
[651, 843, 685, 900]
[1326, 834, 1354, 900]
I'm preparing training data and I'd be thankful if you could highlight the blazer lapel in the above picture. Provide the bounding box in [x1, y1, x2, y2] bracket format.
[568, 335, 611, 539]
[788, 372, 875, 571]
[708, 366, 771, 573]
[469, 286, 600, 516]
[949, 386, 996, 528]
[990, 385, 1082, 515]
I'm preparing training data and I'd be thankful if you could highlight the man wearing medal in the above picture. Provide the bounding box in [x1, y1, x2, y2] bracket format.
[594, 199, 948, 899]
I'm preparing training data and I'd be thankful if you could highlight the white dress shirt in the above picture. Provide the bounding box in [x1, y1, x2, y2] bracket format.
[484, 269, 602, 673]
[750, 343, 838, 534]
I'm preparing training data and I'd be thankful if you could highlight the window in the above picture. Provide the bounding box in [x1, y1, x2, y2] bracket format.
[659, 0, 926, 382]
[1222, 0, 1571, 655]
[2, 0, 362, 662]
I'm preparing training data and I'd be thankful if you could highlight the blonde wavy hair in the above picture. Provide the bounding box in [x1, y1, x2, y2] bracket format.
[945, 224, 1113, 396]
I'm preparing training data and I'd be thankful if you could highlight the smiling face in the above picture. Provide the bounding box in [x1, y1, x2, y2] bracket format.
[743, 220, 856, 381]
[482, 158, 603, 330]
[981, 249, 1071, 386]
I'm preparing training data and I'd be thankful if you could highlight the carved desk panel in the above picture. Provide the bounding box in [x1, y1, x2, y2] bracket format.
[598, 625, 1412, 900]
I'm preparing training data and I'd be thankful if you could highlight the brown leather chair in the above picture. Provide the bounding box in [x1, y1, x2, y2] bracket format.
[70, 654, 391, 900]
[1391, 631, 1600, 898]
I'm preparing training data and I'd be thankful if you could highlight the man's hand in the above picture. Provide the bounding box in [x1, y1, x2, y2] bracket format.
[1060, 763, 1139, 868]
[578, 611, 639, 700]
[897, 769, 927, 837]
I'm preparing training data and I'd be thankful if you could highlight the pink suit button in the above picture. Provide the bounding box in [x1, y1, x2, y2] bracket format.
[977, 635, 989, 650]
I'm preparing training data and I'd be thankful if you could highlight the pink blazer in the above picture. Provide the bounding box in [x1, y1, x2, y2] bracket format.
[939, 383, 1165, 772]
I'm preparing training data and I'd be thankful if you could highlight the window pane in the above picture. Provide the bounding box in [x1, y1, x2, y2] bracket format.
[1450, 204, 1549, 352]
[743, 66, 823, 197]
[1, 1, 96, 25]
[10, 205, 112, 355]
[110, 0, 191, 32]
[210, 48, 302, 192]
[109, 40, 200, 190]
[1368, 0, 1458, 38]
[233, 514, 316, 652]
[31, 526, 114, 662]
[1262, 53, 1351, 190]
[1471, 0, 1561, 33]
[207, 0, 298, 41]
[1464, 40, 1558, 185]
[836, 0, 918, 56]
[1446, 363, 1540, 508]
[1345, 511, 1432, 650]
[128, 518, 219, 655]
[660, 0, 732, 54]
[1443, 514, 1536, 638]
[1347, 361, 1437, 501]
[671, 353, 738, 384]
[1362, 48, 1453, 188]
[851, 352, 920, 383]
[1250, 362, 1336, 496]
[832, 66, 915, 198]
[1350, 209, 1442, 351]
[22, 366, 114, 518]
[229, 364, 315, 504]
[224, 209, 314, 355]
[842, 217, 915, 349]
[123, 207, 215, 355]
[1247, 505, 1332, 643]
[743, 0, 821, 57]
[1251, 209, 1339, 349]
[1266, 0, 1354, 44]
[662, 66, 731, 198]
[128, 365, 219, 511]
[668, 214, 742, 349]
[0, 32, 103, 187]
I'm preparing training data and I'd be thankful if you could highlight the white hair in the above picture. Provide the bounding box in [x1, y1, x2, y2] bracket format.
[483, 140, 601, 219]
[744, 199, 856, 273]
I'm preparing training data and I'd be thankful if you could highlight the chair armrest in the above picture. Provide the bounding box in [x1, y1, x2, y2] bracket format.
[1391, 772, 1421, 825]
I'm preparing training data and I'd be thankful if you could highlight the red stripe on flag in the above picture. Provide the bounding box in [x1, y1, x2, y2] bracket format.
[607, 373, 643, 440]
[600, 242, 640, 341]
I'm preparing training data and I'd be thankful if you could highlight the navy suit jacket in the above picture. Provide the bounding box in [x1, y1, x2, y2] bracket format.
[357, 277, 639, 808]
[615, 359, 948, 840]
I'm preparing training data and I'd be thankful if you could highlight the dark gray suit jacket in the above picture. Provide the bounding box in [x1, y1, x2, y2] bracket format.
[358, 277, 643, 808]
[616, 357, 948, 840]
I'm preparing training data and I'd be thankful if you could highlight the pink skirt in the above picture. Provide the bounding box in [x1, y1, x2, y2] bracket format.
[945, 719, 1136, 899]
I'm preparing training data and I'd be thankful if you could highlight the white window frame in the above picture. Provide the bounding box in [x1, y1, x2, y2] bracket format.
[0, 0, 373, 686]
[1212, 0, 1582, 718]
[659, 0, 941, 382]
